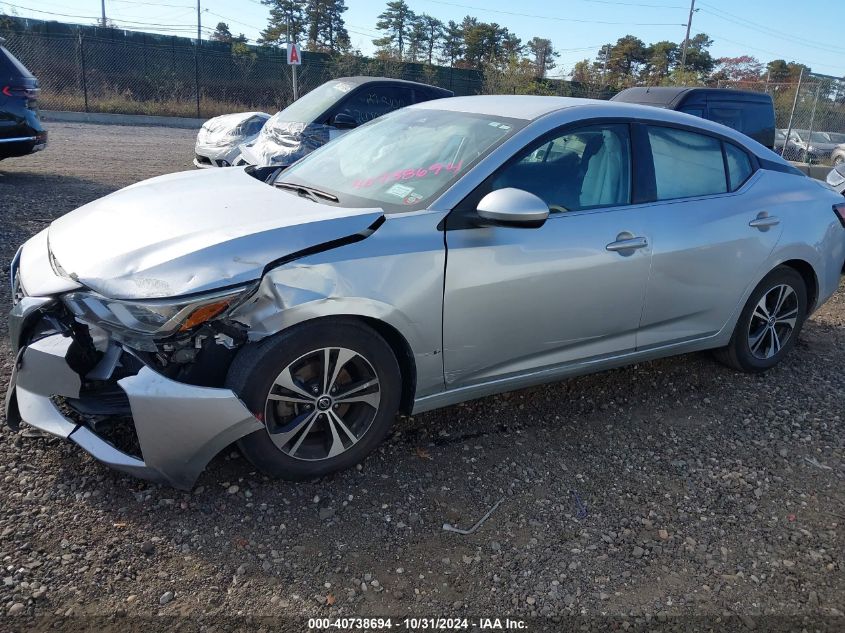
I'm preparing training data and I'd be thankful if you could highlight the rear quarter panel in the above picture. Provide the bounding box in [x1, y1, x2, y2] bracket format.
[768, 173, 845, 309]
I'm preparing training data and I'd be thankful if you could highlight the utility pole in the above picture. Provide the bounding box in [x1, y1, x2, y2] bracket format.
[679, 0, 696, 73]
[100, 0, 107, 27]
[196, 0, 201, 42]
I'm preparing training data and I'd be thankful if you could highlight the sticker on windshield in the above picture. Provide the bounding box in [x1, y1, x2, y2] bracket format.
[387, 183, 415, 198]
[403, 192, 424, 205]
[488, 121, 511, 130]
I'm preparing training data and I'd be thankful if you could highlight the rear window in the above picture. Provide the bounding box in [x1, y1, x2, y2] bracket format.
[0, 46, 34, 79]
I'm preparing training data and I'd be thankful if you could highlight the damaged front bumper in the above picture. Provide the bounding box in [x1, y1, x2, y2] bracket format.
[5, 303, 261, 490]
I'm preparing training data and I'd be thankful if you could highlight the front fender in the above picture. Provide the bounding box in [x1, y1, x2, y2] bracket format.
[229, 211, 447, 399]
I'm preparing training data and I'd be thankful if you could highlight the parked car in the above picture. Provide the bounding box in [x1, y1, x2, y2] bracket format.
[831, 142, 845, 167]
[0, 39, 46, 160]
[783, 129, 839, 162]
[193, 111, 270, 168]
[610, 86, 775, 149]
[235, 76, 453, 168]
[828, 163, 845, 195]
[774, 128, 818, 162]
[8, 96, 845, 489]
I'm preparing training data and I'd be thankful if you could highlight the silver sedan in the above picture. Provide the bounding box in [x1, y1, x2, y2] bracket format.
[7, 96, 845, 488]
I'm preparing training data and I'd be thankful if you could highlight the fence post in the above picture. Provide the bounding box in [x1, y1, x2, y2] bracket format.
[805, 82, 822, 164]
[783, 67, 804, 158]
[78, 33, 89, 113]
[194, 40, 201, 118]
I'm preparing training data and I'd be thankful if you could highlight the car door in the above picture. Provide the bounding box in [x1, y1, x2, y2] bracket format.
[442, 122, 653, 388]
[635, 124, 782, 349]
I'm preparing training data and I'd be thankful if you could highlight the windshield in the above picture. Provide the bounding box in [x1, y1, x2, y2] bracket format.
[276, 79, 355, 123]
[825, 132, 845, 144]
[275, 108, 524, 211]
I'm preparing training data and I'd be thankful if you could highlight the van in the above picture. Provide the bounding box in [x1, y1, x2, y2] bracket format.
[610, 87, 775, 150]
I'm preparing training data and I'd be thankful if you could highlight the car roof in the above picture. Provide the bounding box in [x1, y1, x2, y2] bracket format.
[412, 94, 787, 159]
[337, 76, 453, 96]
[411, 95, 602, 119]
[611, 86, 772, 107]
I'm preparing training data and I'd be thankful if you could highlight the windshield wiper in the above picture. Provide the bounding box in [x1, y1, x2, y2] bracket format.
[275, 182, 339, 203]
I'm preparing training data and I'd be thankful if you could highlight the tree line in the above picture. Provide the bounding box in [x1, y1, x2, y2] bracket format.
[249, 0, 822, 90]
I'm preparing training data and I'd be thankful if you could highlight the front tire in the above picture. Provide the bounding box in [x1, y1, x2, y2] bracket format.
[714, 266, 807, 373]
[227, 319, 402, 480]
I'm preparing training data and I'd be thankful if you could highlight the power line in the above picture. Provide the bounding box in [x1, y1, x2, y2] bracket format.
[697, 5, 845, 56]
[420, 0, 686, 26]
[695, 30, 844, 72]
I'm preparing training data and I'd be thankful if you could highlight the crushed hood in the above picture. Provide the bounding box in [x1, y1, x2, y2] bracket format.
[47, 167, 383, 300]
[237, 116, 335, 167]
[196, 111, 270, 147]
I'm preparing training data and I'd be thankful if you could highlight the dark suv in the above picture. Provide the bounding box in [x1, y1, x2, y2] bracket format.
[611, 87, 776, 150]
[0, 40, 46, 160]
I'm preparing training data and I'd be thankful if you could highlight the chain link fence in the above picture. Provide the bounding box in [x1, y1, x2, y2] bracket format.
[0, 20, 488, 119]
[716, 76, 845, 166]
[1, 17, 611, 121]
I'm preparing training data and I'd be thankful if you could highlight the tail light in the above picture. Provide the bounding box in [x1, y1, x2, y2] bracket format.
[834, 202, 845, 228]
[2, 85, 39, 98]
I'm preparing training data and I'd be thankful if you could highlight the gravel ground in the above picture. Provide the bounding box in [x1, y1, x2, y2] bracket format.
[0, 123, 843, 631]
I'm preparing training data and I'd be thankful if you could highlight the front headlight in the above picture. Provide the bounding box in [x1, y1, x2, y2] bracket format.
[62, 286, 251, 339]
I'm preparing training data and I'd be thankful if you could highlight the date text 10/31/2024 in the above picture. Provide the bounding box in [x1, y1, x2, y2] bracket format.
[307, 617, 528, 630]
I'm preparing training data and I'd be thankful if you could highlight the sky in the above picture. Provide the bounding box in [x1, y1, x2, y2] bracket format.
[3, 0, 844, 78]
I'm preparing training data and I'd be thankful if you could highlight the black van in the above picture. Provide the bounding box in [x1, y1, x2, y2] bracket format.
[0, 39, 47, 160]
[610, 87, 775, 150]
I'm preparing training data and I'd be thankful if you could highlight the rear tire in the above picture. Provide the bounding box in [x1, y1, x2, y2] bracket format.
[227, 319, 401, 480]
[714, 266, 807, 373]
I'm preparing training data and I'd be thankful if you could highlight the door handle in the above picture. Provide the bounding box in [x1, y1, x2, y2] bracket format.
[606, 235, 648, 252]
[749, 212, 780, 230]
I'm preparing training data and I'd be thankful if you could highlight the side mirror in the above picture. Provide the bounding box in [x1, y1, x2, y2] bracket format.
[331, 112, 357, 130]
[476, 188, 549, 228]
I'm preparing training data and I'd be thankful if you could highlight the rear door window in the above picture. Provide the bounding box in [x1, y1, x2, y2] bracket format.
[647, 126, 727, 200]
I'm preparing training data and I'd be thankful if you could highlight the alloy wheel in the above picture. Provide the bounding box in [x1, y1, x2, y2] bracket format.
[263, 347, 381, 461]
[746, 284, 799, 360]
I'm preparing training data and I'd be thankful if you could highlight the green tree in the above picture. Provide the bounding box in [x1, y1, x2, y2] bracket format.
[439, 20, 464, 67]
[416, 14, 444, 65]
[642, 40, 678, 84]
[682, 33, 715, 77]
[373, 0, 415, 59]
[210, 22, 233, 43]
[306, 0, 350, 53]
[259, 0, 307, 46]
[607, 35, 647, 85]
[526, 37, 558, 78]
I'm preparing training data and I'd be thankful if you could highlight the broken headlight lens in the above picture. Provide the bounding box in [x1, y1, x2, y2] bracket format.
[61, 286, 250, 338]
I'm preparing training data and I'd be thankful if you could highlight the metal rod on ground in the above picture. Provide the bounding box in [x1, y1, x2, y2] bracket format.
[783, 67, 804, 160]
[101, 0, 107, 28]
[196, 0, 201, 43]
[805, 82, 821, 165]
[679, 0, 696, 75]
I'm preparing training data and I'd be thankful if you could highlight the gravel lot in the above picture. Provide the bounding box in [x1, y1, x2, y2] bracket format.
[0, 122, 843, 631]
